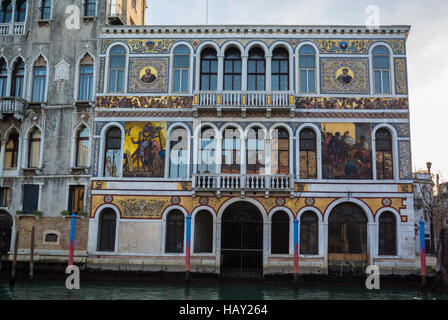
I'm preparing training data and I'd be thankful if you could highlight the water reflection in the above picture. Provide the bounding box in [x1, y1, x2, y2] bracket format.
[0, 280, 447, 300]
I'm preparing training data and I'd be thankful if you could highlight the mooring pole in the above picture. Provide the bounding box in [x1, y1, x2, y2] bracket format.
[419, 217, 427, 288]
[293, 217, 299, 286]
[185, 214, 192, 282]
[29, 226, 35, 283]
[68, 211, 77, 267]
[9, 230, 19, 288]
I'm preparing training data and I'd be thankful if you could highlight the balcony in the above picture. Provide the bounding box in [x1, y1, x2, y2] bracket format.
[108, 1, 127, 25]
[193, 173, 294, 195]
[193, 91, 295, 117]
[0, 22, 25, 35]
[0, 97, 27, 120]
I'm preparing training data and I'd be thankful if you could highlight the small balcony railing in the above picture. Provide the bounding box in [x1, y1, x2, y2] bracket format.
[193, 173, 294, 192]
[0, 97, 27, 114]
[194, 91, 295, 108]
[0, 23, 25, 35]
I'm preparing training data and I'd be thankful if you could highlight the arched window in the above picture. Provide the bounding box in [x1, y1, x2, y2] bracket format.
[375, 128, 393, 180]
[14, 0, 26, 22]
[271, 47, 289, 91]
[31, 56, 47, 103]
[4, 130, 19, 169]
[104, 127, 121, 177]
[165, 210, 184, 253]
[378, 211, 397, 256]
[300, 211, 318, 255]
[0, 58, 7, 97]
[97, 208, 116, 252]
[0, 1, 12, 23]
[221, 126, 240, 174]
[299, 45, 316, 93]
[78, 53, 94, 101]
[11, 58, 24, 97]
[40, 0, 52, 20]
[223, 47, 242, 91]
[27, 128, 41, 168]
[373, 46, 391, 94]
[198, 126, 216, 174]
[247, 47, 265, 91]
[271, 128, 289, 175]
[172, 45, 190, 93]
[200, 47, 217, 91]
[75, 126, 89, 167]
[108, 45, 126, 93]
[169, 127, 188, 178]
[299, 128, 317, 179]
[271, 211, 289, 254]
[246, 127, 265, 174]
[194, 210, 213, 253]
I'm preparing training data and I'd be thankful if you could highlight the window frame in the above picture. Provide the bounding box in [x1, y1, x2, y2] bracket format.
[103, 127, 122, 177]
[172, 45, 190, 93]
[11, 58, 25, 98]
[27, 128, 41, 169]
[223, 47, 242, 91]
[247, 47, 266, 91]
[75, 126, 89, 168]
[40, 0, 52, 20]
[107, 45, 126, 94]
[372, 45, 391, 94]
[4, 131, 19, 169]
[200, 47, 218, 91]
[271, 47, 289, 91]
[298, 45, 317, 93]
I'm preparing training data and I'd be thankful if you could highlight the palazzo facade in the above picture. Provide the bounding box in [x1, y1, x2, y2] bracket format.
[90, 24, 415, 276]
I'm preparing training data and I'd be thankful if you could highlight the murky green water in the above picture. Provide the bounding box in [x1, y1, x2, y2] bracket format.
[0, 280, 447, 300]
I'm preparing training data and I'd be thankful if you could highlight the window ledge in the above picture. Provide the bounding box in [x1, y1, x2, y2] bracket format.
[63, 215, 86, 220]
[17, 214, 40, 220]
[74, 100, 94, 108]
[28, 102, 45, 109]
[37, 19, 52, 26]
[21, 168, 42, 176]
[70, 167, 89, 175]
[82, 16, 97, 22]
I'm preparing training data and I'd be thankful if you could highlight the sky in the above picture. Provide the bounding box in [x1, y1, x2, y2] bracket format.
[144, 0, 448, 181]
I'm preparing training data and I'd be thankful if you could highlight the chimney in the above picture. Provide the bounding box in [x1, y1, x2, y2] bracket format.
[426, 162, 432, 176]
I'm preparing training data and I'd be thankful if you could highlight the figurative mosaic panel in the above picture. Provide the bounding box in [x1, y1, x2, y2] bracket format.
[398, 140, 412, 179]
[96, 96, 193, 109]
[128, 58, 169, 93]
[123, 122, 167, 177]
[320, 58, 369, 94]
[295, 97, 408, 110]
[394, 58, 408, 95]
[321, 122, 373, 179]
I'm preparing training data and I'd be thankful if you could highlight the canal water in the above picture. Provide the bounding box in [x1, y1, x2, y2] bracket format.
[0, 280, 447, 300]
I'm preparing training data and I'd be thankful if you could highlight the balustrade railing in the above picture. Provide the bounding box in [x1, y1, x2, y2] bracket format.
[193, 173, 293, 191]
[194, 91, 294, 108]
[0, 97, 27, 113]
[0, 23, 25, 35]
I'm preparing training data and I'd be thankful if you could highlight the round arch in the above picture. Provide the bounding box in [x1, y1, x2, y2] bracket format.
[324, 198, 373, 223]
[217, 197, 267, 222]
[244, 40, 270, 56]
[220, 40, 245, 56]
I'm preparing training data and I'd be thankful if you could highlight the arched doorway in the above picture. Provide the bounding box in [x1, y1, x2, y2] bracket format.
[220, 201, 263, 278]
[328, 203, 368, 274]
[0, 211, 13, 256]
[97, 208, 117, 252]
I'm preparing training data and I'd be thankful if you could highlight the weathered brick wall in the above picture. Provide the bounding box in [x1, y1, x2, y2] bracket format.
[14, 216, 89, 251]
